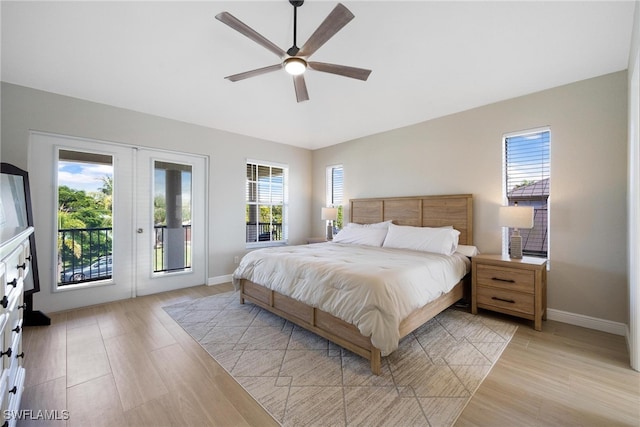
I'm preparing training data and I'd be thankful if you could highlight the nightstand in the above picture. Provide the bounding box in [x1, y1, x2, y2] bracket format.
[471, 254, 547, 331]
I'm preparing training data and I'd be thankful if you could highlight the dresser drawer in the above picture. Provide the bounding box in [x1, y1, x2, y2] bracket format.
[476, 264, 535, 293]
[6, 366, 25, 427]
[3, 246, 24, 299]
[4, 313, 23, 361]
[0, 368, 8, 415]
[476, 285, 534, 315]
[20, 240, 31, 278]
[6, 332, 23, 391]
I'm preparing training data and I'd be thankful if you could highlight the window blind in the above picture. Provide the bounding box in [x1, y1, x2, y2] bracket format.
[505, 131, 550, 195]
[331, 166, 343, 206]
[504, 130, 550, 258]
[246, 161, 287, 245]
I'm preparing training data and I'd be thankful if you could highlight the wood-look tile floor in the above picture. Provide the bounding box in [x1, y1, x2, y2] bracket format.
[19, 284, 640, 426]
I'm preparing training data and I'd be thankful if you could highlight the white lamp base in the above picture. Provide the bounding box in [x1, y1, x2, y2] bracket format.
[326, 223, 333, 241]
[510, 231, 523, 259]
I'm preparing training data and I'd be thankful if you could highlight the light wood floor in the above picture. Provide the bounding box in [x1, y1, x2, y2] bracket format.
[19, 284, 639, 426]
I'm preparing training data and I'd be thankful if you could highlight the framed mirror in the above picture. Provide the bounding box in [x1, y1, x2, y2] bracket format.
[1, 162, 40, 294]
[1, 163, 49, 325]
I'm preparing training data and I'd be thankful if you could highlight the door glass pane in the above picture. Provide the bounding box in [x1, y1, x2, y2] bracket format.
[153, 161, 192, 273]
[57, 150, 113, 286]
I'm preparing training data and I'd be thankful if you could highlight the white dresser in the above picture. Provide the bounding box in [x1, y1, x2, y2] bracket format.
[0, 227, 31, 427]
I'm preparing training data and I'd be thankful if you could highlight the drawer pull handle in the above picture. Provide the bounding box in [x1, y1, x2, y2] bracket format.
[491, 277, 516, 283]
[16, 263, 26, 270]
[26, 255, 32, 261]
[492, 296, 516, 304]
[16, 352, 25, 359]
[12, 325, 21, 334]
[8, 386, 17, 394]
[7, 278, 17, 288]
[1, 348, 12, 358]
[1, 296, 8, 309]
[18, 303, 27, 310]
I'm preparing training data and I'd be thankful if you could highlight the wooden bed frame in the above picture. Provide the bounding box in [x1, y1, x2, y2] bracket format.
[239, 194, 473, 375]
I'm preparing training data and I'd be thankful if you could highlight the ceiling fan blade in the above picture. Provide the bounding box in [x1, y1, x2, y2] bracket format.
[225, 64, 283, 82]
[216, 12, 286, 58]
[308, 61, 371, 81]
[293, 74, 309, 103]
[298, 3, 354, 58]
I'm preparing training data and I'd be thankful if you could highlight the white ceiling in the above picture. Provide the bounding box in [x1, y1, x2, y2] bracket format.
[1, 1, 635, 150]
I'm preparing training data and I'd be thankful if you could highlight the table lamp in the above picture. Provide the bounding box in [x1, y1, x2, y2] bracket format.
[321, 207, 338, 240]
[499, 205, 534, 259]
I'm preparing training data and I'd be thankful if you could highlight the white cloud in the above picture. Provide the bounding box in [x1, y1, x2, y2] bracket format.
[58, 162, 113, 193]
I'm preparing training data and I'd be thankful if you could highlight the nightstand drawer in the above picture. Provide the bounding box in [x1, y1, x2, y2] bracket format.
[476, 264, 535, 293]
[476, 286, 534, 315]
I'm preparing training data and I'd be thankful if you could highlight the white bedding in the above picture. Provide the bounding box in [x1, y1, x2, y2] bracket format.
[232, 242, 470, 356]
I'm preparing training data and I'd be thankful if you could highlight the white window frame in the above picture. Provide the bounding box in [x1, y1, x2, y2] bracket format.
[326, 164, 343, 230]
[245, 159, 288, 248]
[502, 127, 550, 260]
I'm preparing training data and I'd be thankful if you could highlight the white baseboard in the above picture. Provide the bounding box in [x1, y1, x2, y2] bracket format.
[547, 308, 627, 336]
[207, 274, 232, 286]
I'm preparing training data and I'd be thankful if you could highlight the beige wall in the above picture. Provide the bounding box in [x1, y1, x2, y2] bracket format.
[313, 71, 628, 324]
[1, 82, 312, 312]
[0, 71, 630, 324]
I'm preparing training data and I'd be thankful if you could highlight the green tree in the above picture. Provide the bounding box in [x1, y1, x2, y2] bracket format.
[58, 185, 94, 212]
[513, 180, 535, 190]
[154, 195, 166, 225]
[58, 181, 113, 274]
[95, 176, 113, 211]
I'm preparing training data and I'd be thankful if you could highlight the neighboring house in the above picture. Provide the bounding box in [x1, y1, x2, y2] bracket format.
[508, 178, 549, 257]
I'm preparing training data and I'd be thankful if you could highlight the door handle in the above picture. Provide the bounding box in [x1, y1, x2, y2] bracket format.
[137, 228, 144, 234]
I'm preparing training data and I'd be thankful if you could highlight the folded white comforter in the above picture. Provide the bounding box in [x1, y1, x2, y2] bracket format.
[232, 242, 470, 355]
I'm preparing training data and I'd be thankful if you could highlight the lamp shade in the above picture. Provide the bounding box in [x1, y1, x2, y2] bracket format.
[499, 206, 534, 229]
[321, 207, 338, 221]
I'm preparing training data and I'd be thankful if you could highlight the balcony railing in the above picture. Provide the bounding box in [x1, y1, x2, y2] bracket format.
[246, 222, 283, 243]
[153, 225, 192, 273]
[58, 225, 191, 286]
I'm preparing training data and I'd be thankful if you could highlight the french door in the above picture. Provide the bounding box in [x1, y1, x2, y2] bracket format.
[29, 132, 207, 304]
[135, 149, 207, 295]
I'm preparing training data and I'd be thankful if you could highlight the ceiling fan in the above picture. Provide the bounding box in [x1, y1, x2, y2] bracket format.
[215, 1, 372, 103]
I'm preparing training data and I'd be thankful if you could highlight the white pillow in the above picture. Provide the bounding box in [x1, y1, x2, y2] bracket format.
[345, 220, 392, 229]
[456, 245, 480, 257]
[382, 223, 460, 255]
[332, 227, 388, 247]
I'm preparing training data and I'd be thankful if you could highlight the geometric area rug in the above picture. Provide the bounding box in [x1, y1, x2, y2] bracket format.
[163, 291, 517, 427]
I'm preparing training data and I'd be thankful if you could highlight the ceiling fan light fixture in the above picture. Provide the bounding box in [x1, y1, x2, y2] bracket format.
[284, 57, 307, 75]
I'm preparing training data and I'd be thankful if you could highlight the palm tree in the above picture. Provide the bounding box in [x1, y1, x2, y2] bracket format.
[96, 175, 113, 211]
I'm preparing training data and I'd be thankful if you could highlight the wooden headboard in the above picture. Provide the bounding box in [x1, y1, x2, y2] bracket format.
[350, 194, 473, 246]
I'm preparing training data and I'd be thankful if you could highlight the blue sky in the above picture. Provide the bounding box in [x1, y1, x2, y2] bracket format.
[59, 161, 191, 202]
[58, 161, 113, 193]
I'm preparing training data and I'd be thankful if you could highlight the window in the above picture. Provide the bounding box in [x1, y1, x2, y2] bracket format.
[57, 150, 114, 287]
[326, 165, 344, 230]
[503, 129, 550, 258]
[246, 160, 288, 246]
[153, 161, 192, 273]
